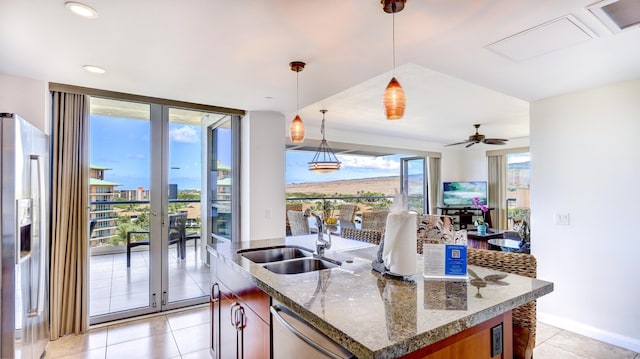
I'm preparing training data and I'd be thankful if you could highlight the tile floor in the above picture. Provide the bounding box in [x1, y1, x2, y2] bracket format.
[46, 305, 211, 359]
[534, 322, 639, 359]
[90, 244, 210, 317]
[45, 305, 639, 359]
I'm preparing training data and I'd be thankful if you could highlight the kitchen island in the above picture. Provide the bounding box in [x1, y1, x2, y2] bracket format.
[208, 235, 553, 358]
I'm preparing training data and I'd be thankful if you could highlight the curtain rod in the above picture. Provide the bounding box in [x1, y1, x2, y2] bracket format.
[49, 82, 245, 116]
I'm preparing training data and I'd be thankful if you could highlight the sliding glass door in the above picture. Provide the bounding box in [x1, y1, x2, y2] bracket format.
[89, 98, 157, 323]
[400, 157, 428, 214]
[164, 107, 210, 306]
[207, 116, 239, 244]
[89, 97, 234, 323]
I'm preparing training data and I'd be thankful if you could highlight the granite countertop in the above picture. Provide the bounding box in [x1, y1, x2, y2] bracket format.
[207, 235, 553, 359]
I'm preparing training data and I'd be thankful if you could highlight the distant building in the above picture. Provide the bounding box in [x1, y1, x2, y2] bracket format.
[89, 165, 120, 246]
[115, 186, 150, 201]
[216, 162, 231, 202]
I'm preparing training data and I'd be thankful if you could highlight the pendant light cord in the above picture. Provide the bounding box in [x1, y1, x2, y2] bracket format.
[392, 11, 396, 73]
[296, 71, 300, 114]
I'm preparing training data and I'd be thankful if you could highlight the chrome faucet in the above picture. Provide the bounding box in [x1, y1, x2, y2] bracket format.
[307, 211, 332, 256]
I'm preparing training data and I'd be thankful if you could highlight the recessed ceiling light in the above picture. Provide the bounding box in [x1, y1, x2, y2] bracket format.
[83, 65, 105, 74]
[65, 2, 98, 18]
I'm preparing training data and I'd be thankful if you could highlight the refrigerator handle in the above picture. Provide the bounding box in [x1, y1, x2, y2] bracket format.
[27, 154, 44, 317]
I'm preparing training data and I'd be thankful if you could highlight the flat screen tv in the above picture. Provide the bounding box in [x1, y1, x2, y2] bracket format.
[442, 181, 487, 207]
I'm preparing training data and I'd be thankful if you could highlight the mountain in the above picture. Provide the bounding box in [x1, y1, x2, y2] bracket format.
[286, 176, 401, 196]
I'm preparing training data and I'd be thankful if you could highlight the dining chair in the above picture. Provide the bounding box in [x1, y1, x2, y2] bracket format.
[287, 210, 310, 236]
[360, 209, 389, 232]
[340, 227, 382, 245]
[467, 248, 537, 359]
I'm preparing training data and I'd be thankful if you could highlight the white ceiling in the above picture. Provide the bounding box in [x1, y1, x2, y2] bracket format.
[1, 0, 640, 149]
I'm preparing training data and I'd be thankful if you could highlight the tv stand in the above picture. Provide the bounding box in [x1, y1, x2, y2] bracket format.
[438, 206, 493, 229]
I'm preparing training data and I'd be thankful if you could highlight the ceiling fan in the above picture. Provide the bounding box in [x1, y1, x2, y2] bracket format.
[445, 124, 508, 148]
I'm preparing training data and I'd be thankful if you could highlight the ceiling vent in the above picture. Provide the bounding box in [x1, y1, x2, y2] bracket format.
[588, 0, 640, 33]
[486, 15, 596, 62]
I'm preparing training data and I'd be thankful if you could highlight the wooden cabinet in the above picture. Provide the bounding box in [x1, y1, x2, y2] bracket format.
[400, 311, 513, 359]
[438, 206, 494, 229]
[210, 252, 270, 359]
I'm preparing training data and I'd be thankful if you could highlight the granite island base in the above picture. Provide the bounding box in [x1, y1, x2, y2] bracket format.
[207, 235, 553, 359]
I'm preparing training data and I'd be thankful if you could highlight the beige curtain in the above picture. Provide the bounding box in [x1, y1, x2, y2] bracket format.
[50, 91, 90, 339]
[428, 157, 441, 215]
[487, 154, 507, 229]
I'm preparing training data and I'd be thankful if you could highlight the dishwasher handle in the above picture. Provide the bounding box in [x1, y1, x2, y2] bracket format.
[270, 305, 349, 359]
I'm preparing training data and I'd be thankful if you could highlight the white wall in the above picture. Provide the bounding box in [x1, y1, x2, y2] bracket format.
[448, 148, 487, 182]
[531, 79, 640, 352]
[0, 74, 49, 133]
[241, 111, 286, 241]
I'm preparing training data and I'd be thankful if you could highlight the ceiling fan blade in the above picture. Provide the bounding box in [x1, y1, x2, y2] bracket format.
[444, 140, 472, 147]
[483, 138, 509, 145]
[465, 142, 476, 148]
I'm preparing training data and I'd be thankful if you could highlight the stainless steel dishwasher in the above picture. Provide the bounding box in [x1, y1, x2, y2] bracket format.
[271, 303, 355, 359]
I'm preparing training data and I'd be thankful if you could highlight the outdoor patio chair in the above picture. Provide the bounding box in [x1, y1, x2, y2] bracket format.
[285, 203, 303, 235]
[126, 212, 186, 267]
[287, 209, 310, 236]
[337, 203, 357, 230]
[89, 218, 97, 238]
[184, 231, 200, 256]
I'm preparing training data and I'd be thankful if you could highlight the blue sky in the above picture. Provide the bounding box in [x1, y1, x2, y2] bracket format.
[90, 115, 204, 189]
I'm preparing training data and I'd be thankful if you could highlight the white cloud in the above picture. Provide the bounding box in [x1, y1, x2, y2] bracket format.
[337, 155, 399, 170]
[170, 126, 199, 143]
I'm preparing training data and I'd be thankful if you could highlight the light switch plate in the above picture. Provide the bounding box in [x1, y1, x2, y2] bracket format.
[554, 213, 570, 225]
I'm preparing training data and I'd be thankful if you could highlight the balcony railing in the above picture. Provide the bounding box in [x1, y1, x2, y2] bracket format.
[89, 199, 201, 251]
[286, 195, 394, 216]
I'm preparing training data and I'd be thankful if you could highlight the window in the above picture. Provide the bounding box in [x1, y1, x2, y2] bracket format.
[506, 152, 530, 228]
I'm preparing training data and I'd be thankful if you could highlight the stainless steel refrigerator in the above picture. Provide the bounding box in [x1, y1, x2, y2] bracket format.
[1, 113, 50, 359]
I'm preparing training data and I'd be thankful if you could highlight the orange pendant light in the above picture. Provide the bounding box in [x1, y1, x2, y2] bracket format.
[383, 77, 405, 120]
[289, 61, 306, 143]
[289, 114, 305, 143]
[381, 0, 407, 120]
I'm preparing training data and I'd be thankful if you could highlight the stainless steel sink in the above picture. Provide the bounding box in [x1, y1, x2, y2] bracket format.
[262, 258, 339, 275]
[238, 246, 313, 263]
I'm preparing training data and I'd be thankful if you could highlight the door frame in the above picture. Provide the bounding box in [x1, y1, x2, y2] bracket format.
[400, 156, 428, 215]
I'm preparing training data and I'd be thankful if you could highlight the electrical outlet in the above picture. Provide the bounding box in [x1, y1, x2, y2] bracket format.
[554, 213, 570, 225]
[265, 208, 272, 220]
[491, 324, 503, 357]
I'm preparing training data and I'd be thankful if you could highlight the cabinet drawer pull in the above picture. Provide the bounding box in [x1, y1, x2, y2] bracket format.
[210, 283, 219, 302]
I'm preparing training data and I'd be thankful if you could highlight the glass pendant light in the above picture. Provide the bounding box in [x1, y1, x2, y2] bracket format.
[289, 61, 306, 143]
[382, 0, 407, 120]
[308, 110, 341, 173]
